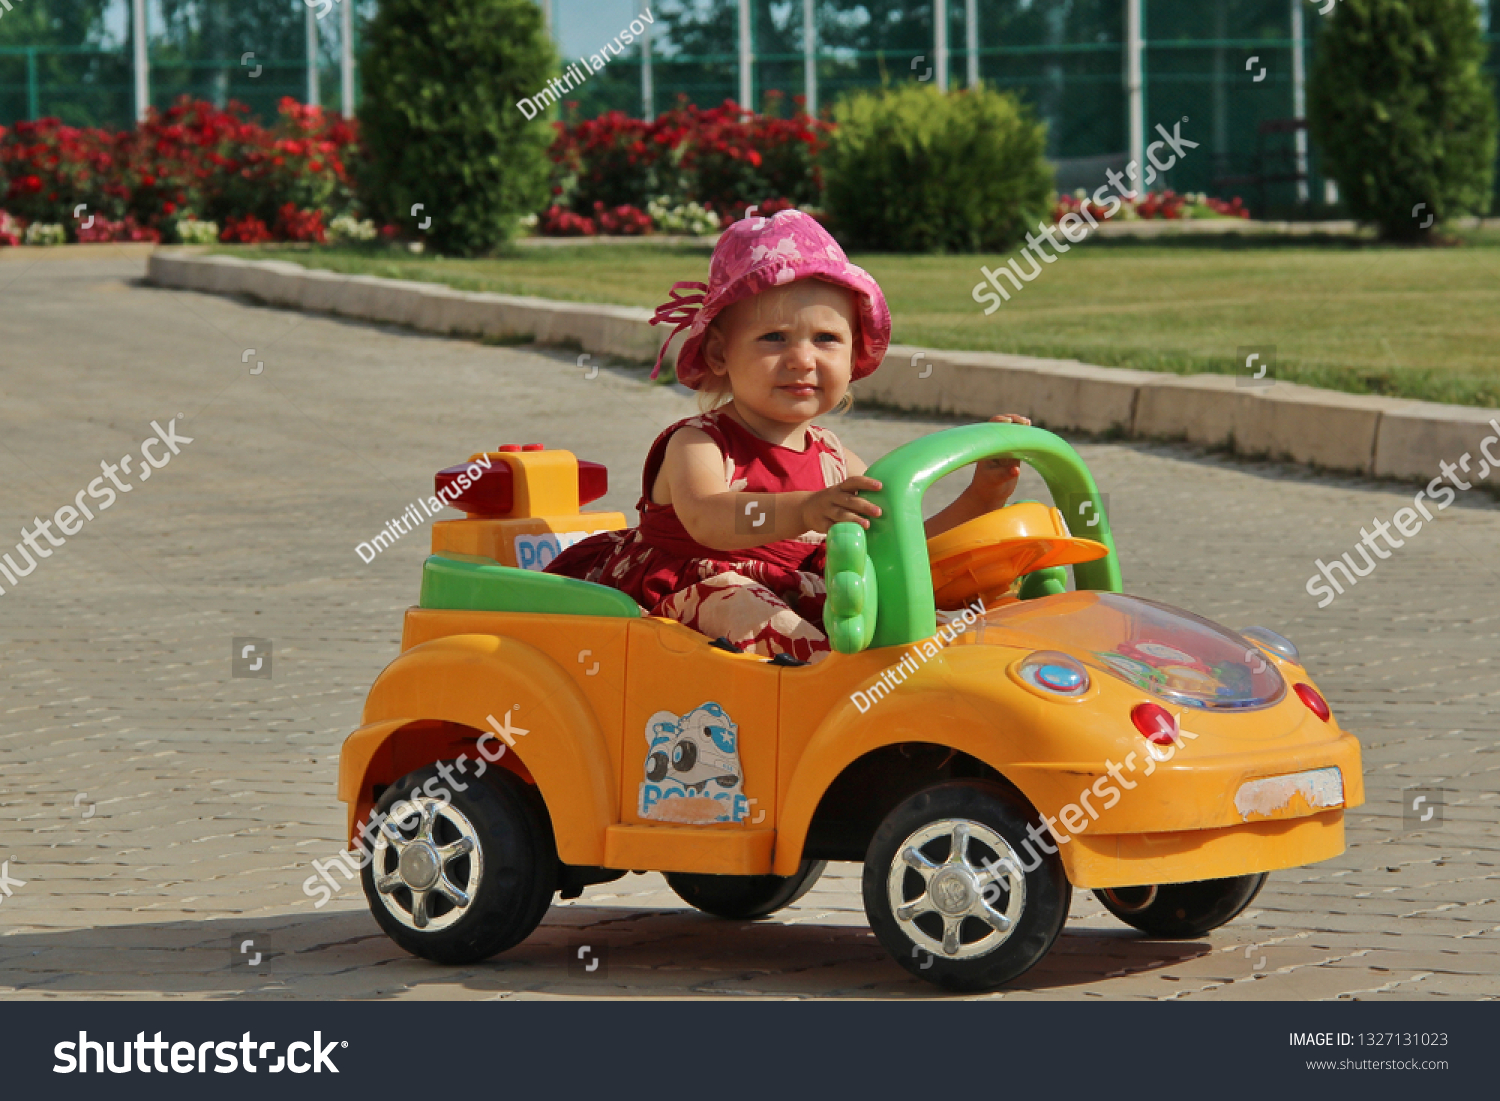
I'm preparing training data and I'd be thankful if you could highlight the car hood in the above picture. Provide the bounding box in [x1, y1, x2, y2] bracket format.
[971, 591, 1286, 711]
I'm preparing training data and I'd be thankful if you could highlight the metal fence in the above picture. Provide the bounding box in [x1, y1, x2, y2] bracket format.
[2, 0, 1496, 212]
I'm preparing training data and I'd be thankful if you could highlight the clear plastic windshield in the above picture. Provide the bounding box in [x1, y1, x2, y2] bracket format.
[990, 592, 1287, 710]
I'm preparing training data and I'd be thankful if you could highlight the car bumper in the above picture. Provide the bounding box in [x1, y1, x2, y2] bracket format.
[1000, 731, 1363, 888]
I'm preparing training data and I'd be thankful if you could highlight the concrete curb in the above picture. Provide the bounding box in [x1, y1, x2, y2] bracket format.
[145, 249, 1499, 488]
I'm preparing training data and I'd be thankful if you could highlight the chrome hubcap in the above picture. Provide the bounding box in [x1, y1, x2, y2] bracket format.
[371, 795, 481, 932]
[888, 818, 1026, 961]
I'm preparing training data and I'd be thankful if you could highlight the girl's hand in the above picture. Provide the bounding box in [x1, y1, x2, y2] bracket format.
[800, 475, 883, 533]
[970, 413, 1032, 510]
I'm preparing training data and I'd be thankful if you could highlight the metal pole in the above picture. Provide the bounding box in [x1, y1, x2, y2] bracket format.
[132, 0, 149, 122]
[1290, 0, 1309, 202]
[542, 0, 553, 36]
[803, 0, 816, 116]
[642, 13, 654, 119]
[26, 47, 38, 119]
[1126, 0, 1144, 186]
[341, 0, 355, 118]
[965, 0, 978, 87]
[934, 0, 948, 91]
[738, 0, 752, 109]
[306, 1, 320, 107]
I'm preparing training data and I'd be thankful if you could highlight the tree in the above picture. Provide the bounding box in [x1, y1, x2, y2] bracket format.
[1308, 0, 1497, 240]
[357, 0, 556, 255]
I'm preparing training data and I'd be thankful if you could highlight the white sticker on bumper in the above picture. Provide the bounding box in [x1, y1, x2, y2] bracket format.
[1235, 766, 1345, 821]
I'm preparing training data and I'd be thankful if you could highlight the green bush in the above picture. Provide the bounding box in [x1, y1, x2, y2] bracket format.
[821, 83, 1053, 253]
[1308, 0, 1498, 240]
[358, 0, 557, 255]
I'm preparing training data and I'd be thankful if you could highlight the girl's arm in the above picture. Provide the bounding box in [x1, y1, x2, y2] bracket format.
[661, 427, 883, 552]
[844, 414, 1031, 541]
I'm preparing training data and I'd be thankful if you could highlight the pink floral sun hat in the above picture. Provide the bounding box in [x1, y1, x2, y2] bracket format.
[648, 208, 892, 389]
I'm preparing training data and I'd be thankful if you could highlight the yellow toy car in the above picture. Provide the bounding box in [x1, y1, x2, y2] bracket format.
[338, 424, 1363, 991]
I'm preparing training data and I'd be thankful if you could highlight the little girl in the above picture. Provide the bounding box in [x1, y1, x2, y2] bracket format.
[545, 208, 1029, 663]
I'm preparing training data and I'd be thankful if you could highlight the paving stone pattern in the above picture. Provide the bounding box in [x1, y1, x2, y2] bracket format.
[0, 255, 1495, 1000]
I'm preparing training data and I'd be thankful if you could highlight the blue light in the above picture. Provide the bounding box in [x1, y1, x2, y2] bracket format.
[1037, 664, 1084, 691]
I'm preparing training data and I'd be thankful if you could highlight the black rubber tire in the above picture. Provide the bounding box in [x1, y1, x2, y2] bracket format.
[666, 860, 827, 920]
[863, 781, 1071, 992]
[1093, 873, 1267, 938]
[361, 763, 557, 964]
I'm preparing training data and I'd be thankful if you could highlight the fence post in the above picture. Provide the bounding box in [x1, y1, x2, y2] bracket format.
[341, 0, 355, 118]
[642, 13, 654, 119]
[132, 0, 149, 122]
[738, 0, 752, 109]
[26, 47, 38, 119]
[935, 0, 948, 91]
[1291, 0, 1309, 202]
[306, 1, 320, 107]
[965, 0, 978, 88]
[1126, 0, 1144, 186]
[803, 0, 816, 115]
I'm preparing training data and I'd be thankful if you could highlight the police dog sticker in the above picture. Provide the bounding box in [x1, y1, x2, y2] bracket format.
[639, 702, 749, 824]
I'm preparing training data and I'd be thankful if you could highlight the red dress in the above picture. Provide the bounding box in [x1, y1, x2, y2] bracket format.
[544, 408, 849, 663]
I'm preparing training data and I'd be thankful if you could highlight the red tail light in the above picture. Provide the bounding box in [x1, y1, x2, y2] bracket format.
[1130, 702, 1178, 745]
[1294, 683, 1330, 722]
[434, 453, 609, 516]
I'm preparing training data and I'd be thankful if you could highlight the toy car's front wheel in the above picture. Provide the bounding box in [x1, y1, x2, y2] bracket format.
[665, 860, 827, 920]
[863, 782, 1070, 992]
[361, 763, 557, 964]
[1093, 874, 1267, 938]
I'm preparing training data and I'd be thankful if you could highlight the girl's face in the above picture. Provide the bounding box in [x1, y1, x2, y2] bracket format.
[703, 279, 858, 425]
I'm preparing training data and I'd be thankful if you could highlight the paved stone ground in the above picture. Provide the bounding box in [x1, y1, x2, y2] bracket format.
[0, 252, 1496, 1001]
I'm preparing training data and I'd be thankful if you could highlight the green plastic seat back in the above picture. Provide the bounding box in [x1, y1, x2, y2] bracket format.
[419, 553, 642, 617]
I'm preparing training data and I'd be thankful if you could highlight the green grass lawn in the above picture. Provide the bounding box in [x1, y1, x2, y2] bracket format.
[216, 227, 1500, 407]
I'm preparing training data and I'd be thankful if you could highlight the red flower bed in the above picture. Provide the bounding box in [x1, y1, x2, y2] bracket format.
[0, 96, 357, 244]
[547, 94, 830, 235]
[1052, 188, 1251, 224]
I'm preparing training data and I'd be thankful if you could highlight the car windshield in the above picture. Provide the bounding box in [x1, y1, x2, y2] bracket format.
[989, 592, 1287, 710]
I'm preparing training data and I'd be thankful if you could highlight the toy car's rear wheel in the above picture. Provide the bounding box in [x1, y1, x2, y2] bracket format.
[361, 763, 557, 964]
[1093, 874, 1267, 938]
[863, 781, 1070, 992]
[665, 860, 827, 920]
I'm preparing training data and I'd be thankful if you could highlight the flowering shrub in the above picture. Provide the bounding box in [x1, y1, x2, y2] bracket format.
[76, 215, 161, 243]
[645, 197, 719, 236]
[1052, 189, 1249, 223]
[546, 96, 830, 235]
[592, 201, 652, 235]
[174, 217, 220, 244]
[540, 204, 596, 236]
[273, 203, 327, 243]
[23, 222, 65, 245]
[329, 214, 377, 243]
[220, 214, 273, 243]
[0, 97, 359, 244]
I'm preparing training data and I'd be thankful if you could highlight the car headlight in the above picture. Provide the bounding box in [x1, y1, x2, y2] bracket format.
[1015, 651, 1091, 697]
[1240, 625, 1299, 665]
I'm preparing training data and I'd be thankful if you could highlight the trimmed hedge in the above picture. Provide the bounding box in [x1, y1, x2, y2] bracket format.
[358, 0, 556, 255]
[1309, 0, 1498, 240]
[822, 83, 1054, 253]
